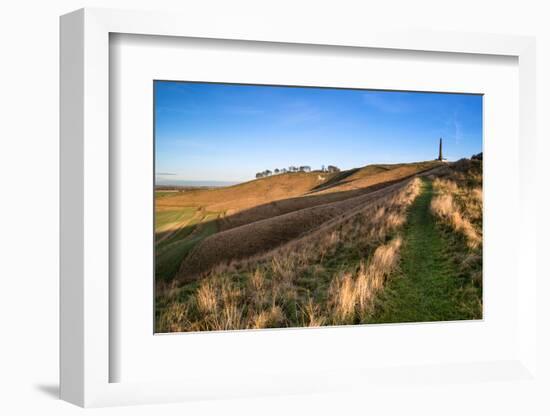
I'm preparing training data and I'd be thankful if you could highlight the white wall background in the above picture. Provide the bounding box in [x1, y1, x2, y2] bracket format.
[0, 1, 548, 415]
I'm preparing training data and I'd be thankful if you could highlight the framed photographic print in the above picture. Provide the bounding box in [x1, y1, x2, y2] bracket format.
[60, 8, 539, 409]
[153, 81, 483, 334]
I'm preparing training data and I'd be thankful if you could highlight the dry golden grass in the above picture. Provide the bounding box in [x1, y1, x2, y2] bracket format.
[330, 236, 403, 324]
[300, 298, 327, 327]
[157, 303, 190, 333]
[250, 306, 284, 329]
[330, 272, 356, 323]
[430, 193, 454, 218]
[431, 164, 482, 250]
[195, 281, 218, 314]
[157, 177, 422, 332]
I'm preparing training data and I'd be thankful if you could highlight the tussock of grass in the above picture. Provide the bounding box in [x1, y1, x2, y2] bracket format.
[300, 298, 327, 327]
[430, 162, 482, 250]
[156, 178, 422, 332]
[330, 236, 403, 324]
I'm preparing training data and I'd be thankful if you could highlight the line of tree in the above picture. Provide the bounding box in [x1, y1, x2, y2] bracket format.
[255, 164, 340, 178]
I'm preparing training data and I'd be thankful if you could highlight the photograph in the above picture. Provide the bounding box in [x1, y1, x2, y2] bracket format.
[154, 81, 483, 333]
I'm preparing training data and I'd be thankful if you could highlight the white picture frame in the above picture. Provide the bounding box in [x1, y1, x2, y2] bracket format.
[60, 7, 538, 408]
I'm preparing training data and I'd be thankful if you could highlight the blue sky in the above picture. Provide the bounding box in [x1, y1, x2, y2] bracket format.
[155, 81, 482, 184]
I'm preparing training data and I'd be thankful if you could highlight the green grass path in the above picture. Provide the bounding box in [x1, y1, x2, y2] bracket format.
[370, 178, 479, 323]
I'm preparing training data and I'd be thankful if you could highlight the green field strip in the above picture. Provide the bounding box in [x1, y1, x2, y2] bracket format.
[155, 207, 197, 232]
[155, 211, 220, 282]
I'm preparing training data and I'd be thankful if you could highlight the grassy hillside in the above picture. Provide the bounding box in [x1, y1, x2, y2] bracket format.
[156, 171, 333, 214]
[154, 159, 482, 332]
[219, 161, 439, 232]
[157, 178, 423, 331]
[313, 161, 438, 194]
[177, 179, 415, 283]
[156, 161, 440, 216]
[155, 161, 442, 285]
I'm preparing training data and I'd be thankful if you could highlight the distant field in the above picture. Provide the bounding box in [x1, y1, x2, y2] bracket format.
[154, 160, 483, 332]
[155, 207, 195, 231]
[155, 190, 181, 198]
